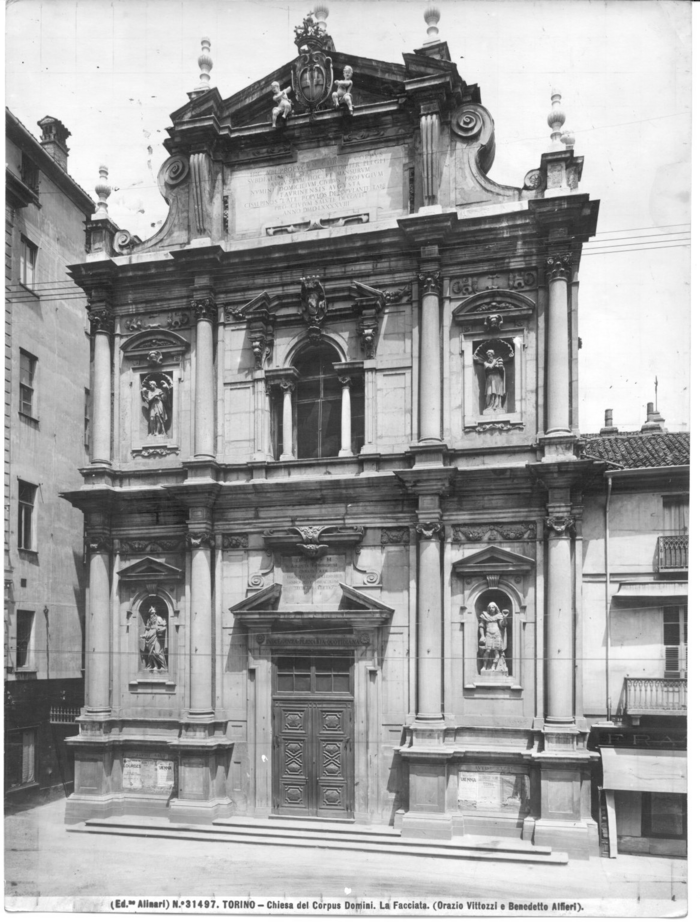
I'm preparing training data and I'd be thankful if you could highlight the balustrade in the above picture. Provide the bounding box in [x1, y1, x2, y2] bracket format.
[625, 676, 687, 714]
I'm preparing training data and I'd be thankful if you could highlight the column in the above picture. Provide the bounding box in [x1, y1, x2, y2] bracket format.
[187, 529, 215, 717]
[86, 534, 111, 715]
[338, 376, 352, 457]
[193, 296, 217, 459]
[280, 384, 295, 461]
[415, 520, 444, 721]
[89, 307, 113, 465]
[545, 508, 575, 722]
[418, 271, 442, 442]
[546, 253, 572, 435]
[265, 369, 299, 461]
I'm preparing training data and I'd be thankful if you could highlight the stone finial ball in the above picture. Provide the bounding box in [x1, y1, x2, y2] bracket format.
[313, 4, 329, 21]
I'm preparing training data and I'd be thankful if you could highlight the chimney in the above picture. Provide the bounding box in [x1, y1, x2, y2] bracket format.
[37, 116, 71, 171]
[641, 401, 666, 433]
[599, 409, 619, 435]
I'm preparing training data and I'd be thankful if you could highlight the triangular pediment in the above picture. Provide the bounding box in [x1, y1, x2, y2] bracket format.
[117, 556, 183, 581]
[229, 581, 393, 628]
[453, 545, 534, 576]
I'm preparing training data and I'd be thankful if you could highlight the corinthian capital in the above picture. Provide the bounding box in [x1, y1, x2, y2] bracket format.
[545, 515, 576, 537]
[546, 253, 572, 283]
[415, 521, 444, 541]
[418, 271, 441, 297]
[88, 306, 114, 335]
[191, 296, 217, 323]
[186, 531, 215, 550]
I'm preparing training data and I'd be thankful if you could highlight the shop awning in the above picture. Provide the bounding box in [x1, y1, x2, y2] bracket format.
[615, 581, 688, 599]
[601, 748, 687, 794]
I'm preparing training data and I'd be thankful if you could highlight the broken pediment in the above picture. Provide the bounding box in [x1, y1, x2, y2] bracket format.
[117, 556, 184, 582]
[453, 545, 535, 577]
[229, 580, 393, 629]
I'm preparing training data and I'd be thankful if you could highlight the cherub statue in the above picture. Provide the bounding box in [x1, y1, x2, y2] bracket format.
[271, 81, 292, 127]
[332, 66, 354, 114]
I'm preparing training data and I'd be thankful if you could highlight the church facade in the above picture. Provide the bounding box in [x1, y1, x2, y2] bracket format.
[63, 11, 605, 858]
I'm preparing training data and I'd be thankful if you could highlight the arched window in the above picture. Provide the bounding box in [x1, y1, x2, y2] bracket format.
[272, 344, 364, 460]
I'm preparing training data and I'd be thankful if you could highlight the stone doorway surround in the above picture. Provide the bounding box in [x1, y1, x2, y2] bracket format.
[230, 582, 393, 825]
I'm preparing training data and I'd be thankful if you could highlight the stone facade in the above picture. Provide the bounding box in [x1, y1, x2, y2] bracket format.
[5, 110, 94, 799]
[62, 16, 608, 857]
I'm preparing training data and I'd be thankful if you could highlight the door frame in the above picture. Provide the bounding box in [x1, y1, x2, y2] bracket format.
[245, 624, 384, 824]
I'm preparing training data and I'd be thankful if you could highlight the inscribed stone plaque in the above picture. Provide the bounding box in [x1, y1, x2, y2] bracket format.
[229, 147, 406, 236]
[281, 554, 345, 604]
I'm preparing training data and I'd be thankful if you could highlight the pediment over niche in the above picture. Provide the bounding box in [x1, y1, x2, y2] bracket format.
[230, 581, 393, 629]
[452, 289, 536, 331]
[453, 545, 534, 577]
[120, 329, 190, 359]
[117, 556, 184, 582]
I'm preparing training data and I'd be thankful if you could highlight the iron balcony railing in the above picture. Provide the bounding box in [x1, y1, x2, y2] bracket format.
[657, 534, 689, 571]
[625, 677, 687, 715]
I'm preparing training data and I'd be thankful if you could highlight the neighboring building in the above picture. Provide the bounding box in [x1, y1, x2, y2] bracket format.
[59, 9, 687, 862]
[580, 410, 688, 858]
[4, 108, 94, 801]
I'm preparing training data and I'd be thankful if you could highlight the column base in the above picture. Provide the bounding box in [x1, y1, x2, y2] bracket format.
[280, 452, 295, 462]
[408, 440, 448, 468]
[337, 448, 354, 458]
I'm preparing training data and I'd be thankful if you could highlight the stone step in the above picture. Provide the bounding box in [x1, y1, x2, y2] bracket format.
[71, 819, 568, 865]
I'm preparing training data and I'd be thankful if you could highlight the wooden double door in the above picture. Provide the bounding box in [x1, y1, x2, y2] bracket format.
[272, 654, 354, 818]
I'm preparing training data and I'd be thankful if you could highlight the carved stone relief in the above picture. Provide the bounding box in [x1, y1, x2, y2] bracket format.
[299, 276, 327, 343]
[222, 534, 249, 549]
[380, 527, 410, 545]
[451, 270, 537, 297]
[452, 522, 536, 543]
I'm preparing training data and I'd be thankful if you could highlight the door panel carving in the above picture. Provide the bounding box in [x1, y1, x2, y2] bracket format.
[273, 697, 353, 817]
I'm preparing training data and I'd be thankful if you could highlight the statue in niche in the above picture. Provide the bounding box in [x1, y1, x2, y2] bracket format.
[141, 605, 167, 672]
[473, 340, 514, 414]
[332, 66, 354, 114]
[141, 373, 173, 437]
[271, 81, 293, 127]
[478, 602, 509, 674]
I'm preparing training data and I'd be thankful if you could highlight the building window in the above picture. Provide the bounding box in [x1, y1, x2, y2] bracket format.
[295, 346, 343, 459]
[642, 792, 686, 839]
[19, 349, 37, 418]
[662, 496, 688, 534]
[663, 606, 687, 678]
[15, 610, 34, 669]
[84, 388, 91, 450]
[5, 728, 36, 789]
[19, 236, 37, 289]
[272, 345, 365, 460]
[20, 154, 39, 194]
[17, 480, 37, 551]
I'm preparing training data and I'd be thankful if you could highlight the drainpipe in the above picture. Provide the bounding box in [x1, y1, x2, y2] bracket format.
[604, 474, 612, 721]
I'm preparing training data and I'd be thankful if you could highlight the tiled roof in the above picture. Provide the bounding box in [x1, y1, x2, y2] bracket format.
[579, 431, 690, 469]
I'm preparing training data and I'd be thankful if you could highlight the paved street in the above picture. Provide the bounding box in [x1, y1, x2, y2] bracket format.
[5, 798, 687, 916]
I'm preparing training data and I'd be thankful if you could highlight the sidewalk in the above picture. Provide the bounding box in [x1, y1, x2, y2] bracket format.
[5, 797, 687, 915]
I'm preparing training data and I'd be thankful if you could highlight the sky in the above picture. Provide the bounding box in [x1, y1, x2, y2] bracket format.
[5, 0, 692, 434]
